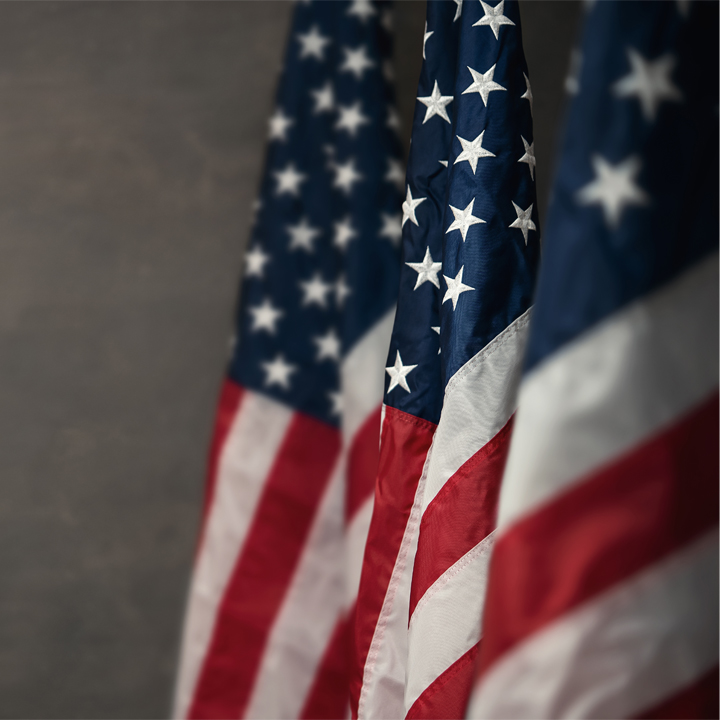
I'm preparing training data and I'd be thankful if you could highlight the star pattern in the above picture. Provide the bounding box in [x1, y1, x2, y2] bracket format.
[406, 247, 442, 290]
[249, 298, 284, 334]
[509, 201, 537, 244]
[423, 22, 434, 60]
[521, 73, 533, 115]
[313, 328, 341, 361]
[518, 136, 536, 180]
[287, 217, 321, 252]
[340, 46, 376, 80]
[454, 131, 495, 173]
[333, 216, 357, 251]
[261, 354, 297, 390]
[310, 81, 334, 113]
[269, 108, 295, 141]
[379, 212, 402, 246]
[417, 80, 454, 124]
[473, 0, 516, 39]
[385, 350, 418, 393]
[443, 267, 475, 310]
[576, 154, 649, 228]
[446, 199, 486, 242]
[462, 64, 506, 106]
[612, 49, 682, 122]
[336, 101, 370, 137]
[274, 163, 307, 196]
[347, 0, 376, 23]
[385, 158, 405, 190]
[299, 272, 333, 308]
[333, 157, 363, 194]
[402, 186, 426, 227]
[297, 25, 331, 61]
[245, 245, 270, 278]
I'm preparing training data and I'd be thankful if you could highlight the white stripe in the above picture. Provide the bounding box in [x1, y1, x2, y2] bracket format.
[405, 532, 495, 713]
[358, 452, 429, 720]
[342, 308, 396, 443]
[420, 309, 530, 516]
[468, 528, 719, 719]
[173, 391, 294, 719]
[499, 254, 719, 530]
[346, 494, 374, 608]
[244, 457, 346, 719]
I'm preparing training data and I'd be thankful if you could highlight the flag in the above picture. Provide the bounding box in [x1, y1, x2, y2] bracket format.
[469, 1, 719, 717]
[351, 1, 539, 716]
[173, 2, 403, 717]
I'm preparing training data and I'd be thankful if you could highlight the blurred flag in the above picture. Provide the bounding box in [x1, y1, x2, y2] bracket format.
[469, 2, 719, 718]
[351, 1, 538, 717]
[173, 2, 402, 718]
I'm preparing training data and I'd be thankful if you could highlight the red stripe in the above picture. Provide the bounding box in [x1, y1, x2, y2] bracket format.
[409, 417, 512, 620]
[201, 379, 244, 526]
[405, 642, 479, 720]
[479, 393, 719, 677]
[188, 412, 341, 720]
[300, 614, 349, 719]
[350, 406, 436, 715]
[635, 665, 719, 719]
[347, 405, 382, 521]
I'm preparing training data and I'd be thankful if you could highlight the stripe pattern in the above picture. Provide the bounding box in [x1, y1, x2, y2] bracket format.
[470, 2, 719, 717]
[352, 2, 539, 717]
[174, 2, 403, 717]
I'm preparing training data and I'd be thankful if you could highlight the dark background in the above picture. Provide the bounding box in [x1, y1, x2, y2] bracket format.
[0, 2, 579, 717]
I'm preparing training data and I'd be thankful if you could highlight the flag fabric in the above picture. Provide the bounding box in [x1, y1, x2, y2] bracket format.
[351, 1, 539, 717]
[468, 1, 719, 718]
[173, 2, 403, 717]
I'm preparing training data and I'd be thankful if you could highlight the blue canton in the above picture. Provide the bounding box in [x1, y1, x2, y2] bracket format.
[383, 0, 539, 424]
[229, 0, 403, 426]
[525, 0, 719, 373]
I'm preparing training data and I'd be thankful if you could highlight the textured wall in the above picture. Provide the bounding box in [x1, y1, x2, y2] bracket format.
[0, 2, 577, 717]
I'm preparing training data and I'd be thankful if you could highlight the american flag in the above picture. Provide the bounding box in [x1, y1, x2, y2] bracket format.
[469, 1, 719, 718]
[173, 1, 403, 717]
[351, 1, 539, 717]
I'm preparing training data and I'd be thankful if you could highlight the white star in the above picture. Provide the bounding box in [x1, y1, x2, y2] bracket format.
[402, 185, 426, 227]
[328, 390, 343, 417]
[249, 298, 284, 334]
[576, 154, 649, 228]
[446, 198, 485, 242]
[310, 81, 334, 113]
[417, 80, 454, 124]
[261, 354, 296, 390]
[313, 328, 341, 362]
[509, 201, 536, 245]
[443, 266, 475, 310]
[340, 46, 376, 80]
[386, 106, 401, 133]
[462, 64, 506, 106]
[297, 25, 331, 61]
[287, 217, 321, 252]
[518, 136, 536, 180]
[406, 246, 442, 290]
[439, 159, 449, 167]
[385, 157, 405, 190]
[274, 163, 307, 196]
[454, 130, 495, 174]
[333, 216, 357, 251]
[300, 272, 333, 308]
[268, 108, 294, 141]
[336, 101, 370, 137]
[332, 157, 363, 194]
[423, 22, 434, 60]
[612, 49, 682, 122]
[347, 0, 377, 23]
[385, 350, 417, 393]
[453, 0, 463, 22]
[245, 245, 270, 278]
[521, 73, 533, 115]
[473, 0, 515, 39]
[431, 325, 441, 354]
[335, 274, 351, 308]
[379, 212, 402, 246]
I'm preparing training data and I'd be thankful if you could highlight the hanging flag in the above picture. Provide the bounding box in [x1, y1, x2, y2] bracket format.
[469, 1, 718, 718]
[173, 2, 403, 718]
[351, 1, 539, 717]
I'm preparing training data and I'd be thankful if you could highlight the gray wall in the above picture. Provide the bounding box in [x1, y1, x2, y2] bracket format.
[0, 2, 578, 717]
